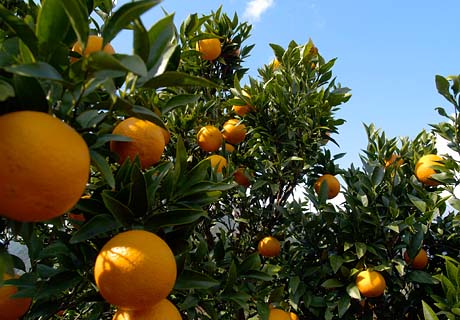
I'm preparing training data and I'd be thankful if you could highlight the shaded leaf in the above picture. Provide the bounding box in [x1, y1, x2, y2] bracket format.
[70, 214, 121, 243]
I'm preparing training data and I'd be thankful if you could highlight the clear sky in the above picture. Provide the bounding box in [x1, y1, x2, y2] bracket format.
[112, 0, 460, 168]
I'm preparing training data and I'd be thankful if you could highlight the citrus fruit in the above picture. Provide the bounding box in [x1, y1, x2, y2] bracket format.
[232, 91, 252, 116]
[159, 126, 170, 145]
[71, 35, 115, 62]
[94, 230, 177, 310]
[415, 154, 444, 186]
[0, 111, 90, 222]
[355, 270, 386, 298]
[225, 143, 235, 153]
[404, 248, 428, 269]
[197, 125, 223, 152]
[314, 174, 340, 199]
[384, 154, 403, 168]
[0, 273, 32, 320]
[288, 311, 299, 320]
[233, 168, 250, 188]
[270, 58, 280, 70]
[110, 117, 165, 169]
[196, 38, 221, 61]
[112, 299, 182, 320]
[258, 236, 281, 257]
[207, 155, 227, 173]
[222, 119, 247, 145]
[268, 308, 290, 320]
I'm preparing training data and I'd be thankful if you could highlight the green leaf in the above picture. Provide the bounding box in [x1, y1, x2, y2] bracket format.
[60, 0, 89, 50]
[338, 295, 351, 318]
[101, 191, 135, 226]
[163, 94, 200, 114]
[145, 209, 207, 229]
[239, 253, 261, 274]
[408, 194, 427, 213]
[4, 62, 64, 82]
[0, 79, 14, 101]
[329, 255, 344, 273]
[102, 0, 161, 44]
[242, 270, 273, 281]
[371, 166, 385, 186]
[141, 71, 218, 89]
[346, 282, 361, 300]
[69, 214, 121, 244]
[146, 14, 176, 70]
[39, 242, 70, 259]
[76, 110, 108, 129]
[0, 4, 38, 56]
[436, 75, 456, 105]
[128, 166, 148, 216]
[90, 150, 115, 189]
[36, 0, 70, 57]
[37, 264, 66, 278]
[132, 18, 149, 63]
[355, 242, 367, 259]
[407, 270, 438, 284]
[321, 278, 344, 289]
[422, 300, 440, 320]
[174, 269, 219, 290]
[87, 53, 147, 77]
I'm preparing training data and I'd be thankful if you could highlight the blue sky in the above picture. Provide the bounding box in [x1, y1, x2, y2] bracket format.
[112, 0, 460, 168]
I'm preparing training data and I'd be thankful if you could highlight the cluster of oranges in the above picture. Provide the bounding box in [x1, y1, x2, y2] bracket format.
[94, 229, 181, 319]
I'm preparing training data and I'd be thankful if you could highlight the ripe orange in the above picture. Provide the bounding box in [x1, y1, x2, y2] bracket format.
[314, 174, 340, 199]
[415, 154, 444, 186]
[232, 91, 252, 116]
[196, 38, 221, 61]
[258, 236, 281, 257]
[112, 299, 182, 320]
[207, 155, 227, 173]
[233, 168, 250, 188]
[404, 248, 428, 269]
[0, 111, 90, 222]
[0, 273, 32, 320]
[270, 58, 280, 70]
[222, 119, 247, 145]
[384, 154, 403, 168]
[197, 125, 223, 152]
[94, 230, 177, 310]
[355, 270, 386, 298]
[268, 308, 290, 320]
[71, 35, 115, 62]
[110, 117, 165, 169]
[225, 143, 235, 153]
[288, 312, 299, 320]
[159, 126, 170, 145]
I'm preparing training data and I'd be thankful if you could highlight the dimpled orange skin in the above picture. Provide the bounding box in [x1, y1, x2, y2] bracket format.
[207, 155, 227, 173]
[222, 119, 247, 145]
[112, 299, 182, 320]
[355, 270, 386, 298]
[415, 154, 444, 186]
[110, 117, 165, 169]
[196, 38, 222, 61]
[197, 126, 223, 152]
[94, 230, 177, 310]
[314, 174, 340, 199]
[268, 309, 291, 320]
[71, 35, 115, 62]
[258, 236, 281, 257]
[0, 274, 32, 320]
[0, 111, 90, 222]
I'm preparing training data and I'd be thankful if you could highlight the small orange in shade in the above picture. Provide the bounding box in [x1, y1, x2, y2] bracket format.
[222, 119, 247, 145]
[110, 117, 165, 169]
[314, 174, 340, 199]
[196, 38, 221, 61]
[355, 270, 386, 298]
[384, 154, 403, 168]
[288, 312, 299, 320]
[197, 125, 223, 152]
[207, 155, 227, 173]
[404, 248, 428, 269]
[94, 230, 177, 310]
[0, 273, 32, 320]
[112, 299, 182, 320]
[68, 213, 85, 222]
[415, 154, 444, 186]
[71, 35, 115, 62]
[268, 308, 290, 320]
[258, 236, 281, 257]
[225, 143, 235, 153]
[233, 168, 250, 188]
[232, 91, 252, 116]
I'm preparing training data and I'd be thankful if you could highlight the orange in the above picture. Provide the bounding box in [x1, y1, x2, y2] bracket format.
[222, 119, 247, 145]
[384, 154, 404, 168]
[314, 174, 340, 199]
[112, 299, 182, 320]
[207, 155, 227, 173]
[288, 312, 299, 320]
[110, 117, 165, 169]
[159, 126, 170, 145]
[0, 111, 90, 222]
[415, 154, 444, 186]
[94, 230, 177, 310]
[232, 91, 252, 116]
[258, 236, 281, 257]
[68, 213, 85, 222]
[0, 273, 32, 320]
[197, 125, 223, 152]
[233, 168, 250, 188]
[270, 58, 281, 70]
[196, 38, 221, 61]
[404, 248, 428, 269]
[225, 143, 235, 153]
[355, 270, 386, 298]
[71, 35, 115, 62]
[268, 309, 290, 320]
